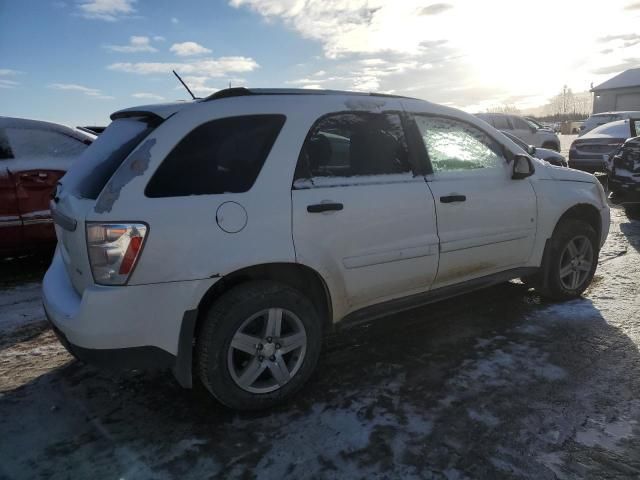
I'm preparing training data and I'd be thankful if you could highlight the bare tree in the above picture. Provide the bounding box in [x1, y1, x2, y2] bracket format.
[486, 104, 521, 114]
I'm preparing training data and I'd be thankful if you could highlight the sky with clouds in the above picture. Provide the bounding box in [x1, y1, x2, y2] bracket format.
[1, 0, 639, 126]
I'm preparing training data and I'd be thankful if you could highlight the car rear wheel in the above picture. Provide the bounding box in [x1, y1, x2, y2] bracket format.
[196, 281, 322, 410]
[540, 219, 598, 300]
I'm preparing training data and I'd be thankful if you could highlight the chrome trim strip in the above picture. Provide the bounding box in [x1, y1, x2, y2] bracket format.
[23, 218, 54, 226]
[0, 219, 22, 227]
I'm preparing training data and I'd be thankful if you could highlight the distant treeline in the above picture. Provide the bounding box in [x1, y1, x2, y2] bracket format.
[529, 112, 589, 123]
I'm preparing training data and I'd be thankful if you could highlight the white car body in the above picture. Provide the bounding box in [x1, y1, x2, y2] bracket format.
[43, 89, 610, 401]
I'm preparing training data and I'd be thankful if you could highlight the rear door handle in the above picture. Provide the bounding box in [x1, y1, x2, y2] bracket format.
[307, 202, 344, 213]
[440, 195, 466, 203]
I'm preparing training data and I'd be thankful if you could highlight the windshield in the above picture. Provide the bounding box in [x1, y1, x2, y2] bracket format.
[500, 130, 528, 151]
[587, 114, 619, 128]
[587, 120, 631, 138]
[526, 118, 542, 129]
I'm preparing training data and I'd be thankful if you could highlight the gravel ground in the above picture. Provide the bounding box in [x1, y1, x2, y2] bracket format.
[1, 205, 639, 479]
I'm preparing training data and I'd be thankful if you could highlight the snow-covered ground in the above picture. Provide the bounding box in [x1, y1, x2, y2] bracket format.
[559, 134, 576, 158]
[1, 206, 639, 479]
[0, 282, 44, 332]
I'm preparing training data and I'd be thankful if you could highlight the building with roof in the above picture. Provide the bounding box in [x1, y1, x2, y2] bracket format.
[591, 67, 640, 113]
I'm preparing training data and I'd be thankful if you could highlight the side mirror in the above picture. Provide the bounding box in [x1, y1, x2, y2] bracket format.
[527, 145, 536, 155]
[512, 154, 535, 180]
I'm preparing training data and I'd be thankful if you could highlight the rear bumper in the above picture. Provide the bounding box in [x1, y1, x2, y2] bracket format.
[43, 248, 214, 373]
[46, 314, 175, 370]
[568, 158, 607, 173]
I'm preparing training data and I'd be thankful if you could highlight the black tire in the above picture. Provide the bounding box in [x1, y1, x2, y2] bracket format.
[196, 281, 322, 410]
[625, 204, 640, 220]
[542, 141, 560, 152]
[540, 219, 598, 300]
[520, 272, 542, 288]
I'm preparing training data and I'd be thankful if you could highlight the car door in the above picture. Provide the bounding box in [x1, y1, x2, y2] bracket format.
[407, 113, 537, 289]
[291, 110, 439, 316]
[0, 128, 22, 253]
[5, 126, 87, 245]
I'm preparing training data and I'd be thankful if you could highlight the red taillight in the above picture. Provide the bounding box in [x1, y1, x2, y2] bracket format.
[86, 223, 147, 285]
[119, 236, 143, 275]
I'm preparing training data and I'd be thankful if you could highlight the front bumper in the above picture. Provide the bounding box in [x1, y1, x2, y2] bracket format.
[43, 248, 214, 371]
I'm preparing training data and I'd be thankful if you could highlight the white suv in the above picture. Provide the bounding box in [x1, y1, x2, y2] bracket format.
[43, 88, 610, 410]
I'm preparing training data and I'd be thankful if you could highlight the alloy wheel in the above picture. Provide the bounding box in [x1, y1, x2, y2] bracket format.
[227, 308, 307, 394]
[558, 235, 594, 290]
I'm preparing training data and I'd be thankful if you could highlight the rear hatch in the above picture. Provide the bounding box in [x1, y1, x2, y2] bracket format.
[569, 137, 626, 160]
[51, 103, 186, 294]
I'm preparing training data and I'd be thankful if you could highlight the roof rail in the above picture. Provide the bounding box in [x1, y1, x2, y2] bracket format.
[201, 87, 413, 102]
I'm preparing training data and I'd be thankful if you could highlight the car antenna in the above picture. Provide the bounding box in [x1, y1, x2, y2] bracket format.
[172, 70, 197, 100]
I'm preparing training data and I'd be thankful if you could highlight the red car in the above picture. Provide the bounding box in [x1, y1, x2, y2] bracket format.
[0, 117, 95, 257]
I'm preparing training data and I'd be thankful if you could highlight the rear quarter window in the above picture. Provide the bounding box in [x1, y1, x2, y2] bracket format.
[145, 115, 285, 197]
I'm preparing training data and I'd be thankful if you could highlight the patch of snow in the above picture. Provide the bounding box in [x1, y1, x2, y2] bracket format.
[467, 408, 500, 427]
[0, 282, 44, 332]
[575, 417, 635, 452]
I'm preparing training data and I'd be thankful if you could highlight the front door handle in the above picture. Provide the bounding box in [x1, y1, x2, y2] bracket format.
[307, 202, 344, 213]
[440, 195, 466, 203]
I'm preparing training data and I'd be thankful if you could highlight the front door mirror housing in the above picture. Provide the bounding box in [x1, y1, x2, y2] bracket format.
[512, 154, 535, 179]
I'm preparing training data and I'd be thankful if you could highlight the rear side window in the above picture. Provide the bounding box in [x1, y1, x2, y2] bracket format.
[510, 116, 530, 130]
[146, 115, 285, 197]
[492, 115, 511, 130]
[6, 128, 87, 159]
[294, 112, 410, 181]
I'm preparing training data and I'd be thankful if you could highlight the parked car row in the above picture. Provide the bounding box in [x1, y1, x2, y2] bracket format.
[499, 131, 567, 167]
[569, 118, 640, 172]
[475, 113, 561, 151]
[39, 88, 609, 409]
[579, 111, 640, 136]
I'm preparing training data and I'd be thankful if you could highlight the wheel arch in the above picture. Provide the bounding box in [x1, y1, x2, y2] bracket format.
[174, 262, 333, 389]
[553, 203, 602, 242]
[195, 262, 333, 336]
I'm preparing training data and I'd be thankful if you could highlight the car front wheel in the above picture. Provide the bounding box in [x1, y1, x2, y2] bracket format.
[541, 219, 598, 300]
[197, 281, 322, 410]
